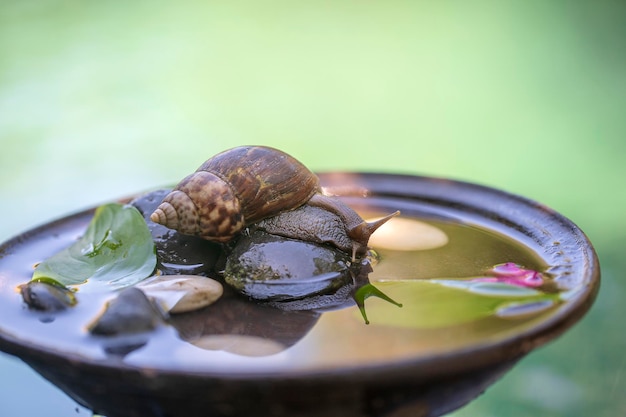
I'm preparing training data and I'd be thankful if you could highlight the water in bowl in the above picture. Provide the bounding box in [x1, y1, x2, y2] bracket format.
[0, 208, 562, 375]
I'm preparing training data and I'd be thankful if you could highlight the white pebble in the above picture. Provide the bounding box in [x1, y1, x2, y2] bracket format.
[138, 275, 223, 314]
[367, 216, 448, 251]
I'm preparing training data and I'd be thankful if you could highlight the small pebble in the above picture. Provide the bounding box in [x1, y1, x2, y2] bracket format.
[138, 275, 223, 314]
[19, 281, 77, 312]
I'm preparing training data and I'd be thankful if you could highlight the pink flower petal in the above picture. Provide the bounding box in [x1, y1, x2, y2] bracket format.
[474, 263, 545, 288]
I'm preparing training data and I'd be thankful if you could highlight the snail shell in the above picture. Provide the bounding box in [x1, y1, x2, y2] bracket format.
[150, 146, 321, 242]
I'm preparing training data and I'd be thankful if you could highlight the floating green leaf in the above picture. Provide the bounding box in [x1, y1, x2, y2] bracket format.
[360, 280, 559, 328]
[353, 283, 403, 324]
[32, 203, 156, 292]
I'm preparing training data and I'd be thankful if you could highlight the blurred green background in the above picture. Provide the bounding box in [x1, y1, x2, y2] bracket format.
[0, 1, 624, 416]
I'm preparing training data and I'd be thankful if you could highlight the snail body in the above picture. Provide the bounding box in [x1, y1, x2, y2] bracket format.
[256, 198, 398, 259]
[150, 146, 398, 258]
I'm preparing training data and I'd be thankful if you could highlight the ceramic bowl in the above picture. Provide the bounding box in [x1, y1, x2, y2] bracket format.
[0, 173, 600, 417]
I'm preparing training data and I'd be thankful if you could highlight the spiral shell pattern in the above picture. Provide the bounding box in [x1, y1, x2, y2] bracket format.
[150, 146, 321, 241]
[150, 171, 245, 241]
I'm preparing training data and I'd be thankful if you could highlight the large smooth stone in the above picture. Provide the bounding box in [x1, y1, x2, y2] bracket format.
[223, 231, 353, 301]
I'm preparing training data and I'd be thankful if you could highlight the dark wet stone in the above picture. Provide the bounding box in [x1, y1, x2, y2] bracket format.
[130, 190, 223, 275]
[19, 281, 77, 312]
[87, 288, 164, 336]
[223, 230, 353, 301]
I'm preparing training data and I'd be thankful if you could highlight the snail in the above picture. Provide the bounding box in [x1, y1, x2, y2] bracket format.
[150, 146, 399, 259]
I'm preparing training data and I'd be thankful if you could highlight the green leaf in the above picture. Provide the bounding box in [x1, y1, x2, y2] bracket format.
[353, 283, 403, 324]
[32, 203, 156, 292]
[360, 280, 559, 328]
